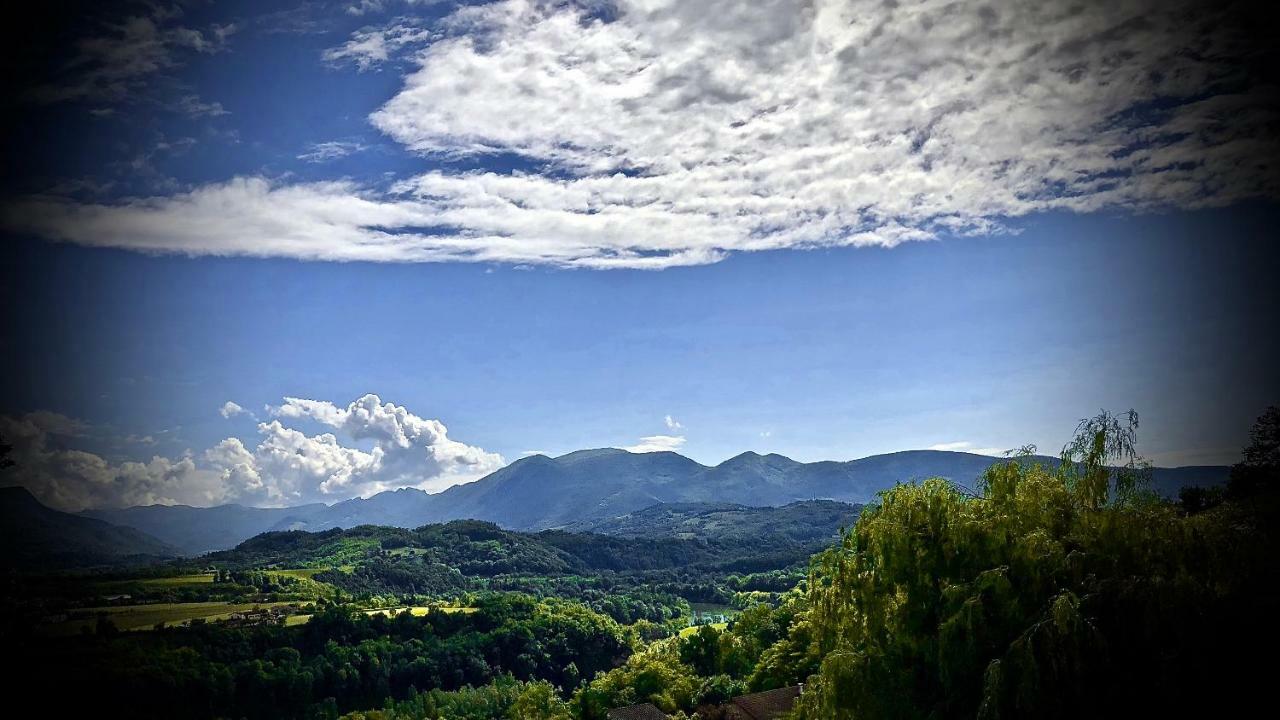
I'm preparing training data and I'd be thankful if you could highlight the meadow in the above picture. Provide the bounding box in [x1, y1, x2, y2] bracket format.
[47, 600, 311, 635]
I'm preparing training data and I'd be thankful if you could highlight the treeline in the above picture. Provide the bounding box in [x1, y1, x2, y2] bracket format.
[18, 594, 631, 719]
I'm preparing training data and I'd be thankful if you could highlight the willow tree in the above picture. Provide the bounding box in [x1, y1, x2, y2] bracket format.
[792, 410, 1272, 719]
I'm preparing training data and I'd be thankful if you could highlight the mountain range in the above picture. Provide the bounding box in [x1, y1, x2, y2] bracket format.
[80, 448, 1231, 555]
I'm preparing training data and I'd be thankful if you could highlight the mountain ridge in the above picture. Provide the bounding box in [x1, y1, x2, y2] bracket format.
[0, 486, 179, 568]
[81, 448, 1231, 554]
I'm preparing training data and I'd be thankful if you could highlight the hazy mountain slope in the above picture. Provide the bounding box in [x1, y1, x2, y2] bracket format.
[426, 450, 704, 528]
[85, 449, 1232, 547]
[1, 486, 178, 568]
[564, 499, 863, 545]
[1144, 465, 1235, 498]
[83, 502, 328, 555]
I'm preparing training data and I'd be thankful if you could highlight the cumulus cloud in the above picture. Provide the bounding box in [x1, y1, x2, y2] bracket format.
[219, 401, 247, 419]
[664, 414, 683, 431]
[0, 412, 228, 511]
[624, 434, 687, 454]
[0, 395, 505, 511]
[9, 0, 1277, 267]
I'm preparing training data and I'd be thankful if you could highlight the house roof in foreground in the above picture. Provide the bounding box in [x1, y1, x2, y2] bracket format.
[728, 685, 803, 720]
[606, 702, 668, 720]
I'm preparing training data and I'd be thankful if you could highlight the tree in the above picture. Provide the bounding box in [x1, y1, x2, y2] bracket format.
[508, 680, 571, 720]
[792, 410, 1274, 719]
[1057, 409, 1148, 508]
[1228, 405, 1279, 499]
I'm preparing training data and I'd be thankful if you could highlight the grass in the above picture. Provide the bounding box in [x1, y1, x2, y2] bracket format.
[46, 601, 312, 636]
[272, 568, 328, 580]
[362, 606, 476, 617]
[679, 622, 728, 637]
[91, 573, 216, 595]
[281, 605, 476, 627]
[139, 573, 216, 586]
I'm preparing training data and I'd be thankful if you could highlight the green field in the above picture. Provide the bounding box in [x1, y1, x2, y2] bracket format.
[46, 601, 311, 636]
[283, 605, 475, 627]
[271, 568, 328, 580]
[139, 573, 216, 586]
[88, 568, 334, 599]
[679, 622, 728, 637]
[91, 573, 216, 595]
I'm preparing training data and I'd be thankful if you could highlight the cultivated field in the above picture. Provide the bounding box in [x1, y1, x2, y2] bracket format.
[46, 601, 312, 636]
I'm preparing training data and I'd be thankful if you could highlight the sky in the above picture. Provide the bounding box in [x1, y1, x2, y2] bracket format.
[1, 0, 1277, 511]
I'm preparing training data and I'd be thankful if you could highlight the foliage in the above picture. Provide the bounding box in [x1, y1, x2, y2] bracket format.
[15, 594, 630, 719]
[792, 410, 1278, 719]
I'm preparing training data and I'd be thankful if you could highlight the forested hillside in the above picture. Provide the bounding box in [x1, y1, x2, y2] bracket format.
[564, 500, 861, 544]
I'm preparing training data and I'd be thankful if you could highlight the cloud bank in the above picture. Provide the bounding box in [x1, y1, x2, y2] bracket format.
[0, 395, 504, 511]
[7, 0, 1277, 268]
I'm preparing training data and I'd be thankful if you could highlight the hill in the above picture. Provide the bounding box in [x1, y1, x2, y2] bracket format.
[0, 486, 179, 569]
[564, 499, 862, 545]
[83, 502, 329, 555]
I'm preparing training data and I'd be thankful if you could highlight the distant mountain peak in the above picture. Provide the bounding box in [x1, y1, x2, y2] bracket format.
[555, 448, 629, 461]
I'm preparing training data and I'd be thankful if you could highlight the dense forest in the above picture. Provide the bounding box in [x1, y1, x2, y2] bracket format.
[4, 409, 1275, 718]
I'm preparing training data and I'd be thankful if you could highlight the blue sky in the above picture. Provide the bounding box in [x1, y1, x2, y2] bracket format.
[1, 1, 1276, 510]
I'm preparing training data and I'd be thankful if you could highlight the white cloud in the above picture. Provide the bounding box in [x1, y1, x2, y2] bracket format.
[323, 20, 433, 71]
[297, 140, 368, 163]
[9, 0, 1276, 268]
[927, 441, 1007, 457]
[664, 414, 683, 431]
[0, 395, 505, 510]
[219, 401, 247, 419]
[0, 412, 228, 511]
[624, 434, 687, 454]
